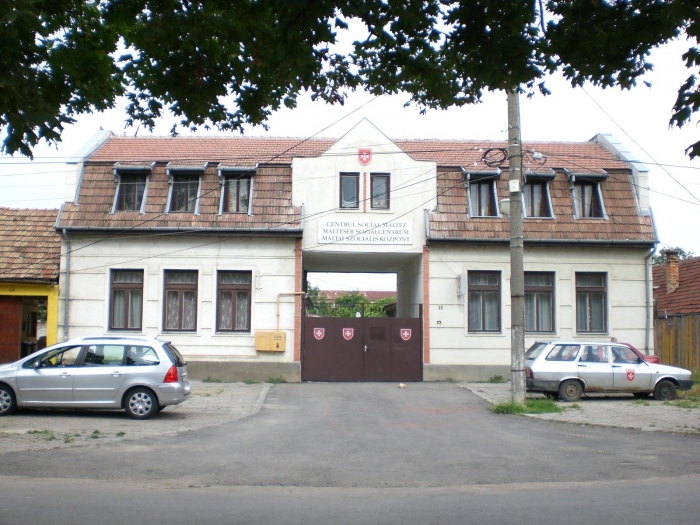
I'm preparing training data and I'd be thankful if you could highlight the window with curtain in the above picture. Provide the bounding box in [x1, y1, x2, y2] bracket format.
[340, 172, 359, 209]
[468, 271, 500, 332]
[469, 180, 497, 217]
[370, 173, 390, 209]
[115, 174, 147, 211]
[223, 175, 252, 213]
[110, 270, 143, 331]
[576, 273, 607, 333]
[523, 181, 552, 217]
[163, 270, 198, 331]
[573, 181, 604, 218]
[525, 272, 554, 332]
[170, 175, 200, 212]
[217, 271, 252, 332]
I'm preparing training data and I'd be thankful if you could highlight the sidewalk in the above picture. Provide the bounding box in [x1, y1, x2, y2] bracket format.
[462, 382, 700, 435]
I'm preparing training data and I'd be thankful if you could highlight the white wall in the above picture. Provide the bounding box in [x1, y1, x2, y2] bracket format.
[293, 119, 434, 257]
[58, 234, 298, 362]
[427, 244, 652, 366]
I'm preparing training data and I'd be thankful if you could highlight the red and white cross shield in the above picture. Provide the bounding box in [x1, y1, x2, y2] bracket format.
[400, 328, 412, 341]
[358, 148, 372, 166]
[626, 369, 636, 382]
[343, 328, 354, 341]
[314, 328, 325, 341]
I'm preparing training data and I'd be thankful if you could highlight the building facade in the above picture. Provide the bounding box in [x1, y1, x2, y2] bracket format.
[55, 120, 657, 381]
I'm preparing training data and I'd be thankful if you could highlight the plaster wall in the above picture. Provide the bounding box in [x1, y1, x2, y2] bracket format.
[58, 234, 298, 362]
[293, 119, 435, 257]
[427, 244, 652, 367]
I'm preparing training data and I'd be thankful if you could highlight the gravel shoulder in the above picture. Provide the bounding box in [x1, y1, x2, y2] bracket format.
[0, 381, 269, 454]
[462, 382, 700, 434]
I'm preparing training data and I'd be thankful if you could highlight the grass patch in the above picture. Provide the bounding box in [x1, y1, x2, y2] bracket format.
[567, 403, 583, 410]
[0, 432, 12, 439]
[491, 398, 562, 415]
[63, 434, 73, 444]
[632, 398, 650, 406]
[243, 379, 259, 385]
[90, 430, 101, 439]
[446, 378, 456, 384]
[487, 375, 506, 383]
[27, 429, 55, 441]
[266, 376, 287, 384]
[672, 399, 700, 409]
[202, 377, 222, 383]
[116, 432, 126, 437]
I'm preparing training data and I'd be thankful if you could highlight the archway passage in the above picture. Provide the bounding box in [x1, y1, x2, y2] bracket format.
[301, 262, 423, 382]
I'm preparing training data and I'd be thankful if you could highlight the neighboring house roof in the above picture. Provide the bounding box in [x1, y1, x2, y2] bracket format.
[0, 208, 61, 283]
[56, 135, 652, 243]
[653, 257, 700, 315]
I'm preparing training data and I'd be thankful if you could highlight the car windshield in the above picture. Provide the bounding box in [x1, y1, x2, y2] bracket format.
[525, 342, 548, 360]
[545, 345, 581, 362]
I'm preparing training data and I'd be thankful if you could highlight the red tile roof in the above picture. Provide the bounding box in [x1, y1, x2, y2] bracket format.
[0, 208, 61, 283]
[58, 135, 649, 242]
[428, 167, 654, 243]
[653, 257, 700, 315]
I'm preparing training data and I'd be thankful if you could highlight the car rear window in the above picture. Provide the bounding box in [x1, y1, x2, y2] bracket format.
[525, 342, 548, 360]
[545, 345, 581, 361]
[126, 346, 160, 366]
[162, 342, 187, 367]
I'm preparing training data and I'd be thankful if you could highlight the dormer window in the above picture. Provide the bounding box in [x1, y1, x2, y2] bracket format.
[523, 169, 555, 218]
[116, 174, 147, 212]
[112, 163, 153, 214]
[223, 175, 252, 213]
[463, 170, 500, 218]
[573, 181, 604, 218]
[566, 170, 607, 219]
[166, 163, 206, 214]
[171, 175, 200, 212]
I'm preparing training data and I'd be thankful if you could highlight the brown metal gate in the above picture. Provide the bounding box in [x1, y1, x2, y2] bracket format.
[302, 316, 422, 382]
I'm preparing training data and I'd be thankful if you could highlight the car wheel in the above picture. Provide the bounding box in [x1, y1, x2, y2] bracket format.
[0, 384, 16, 416]
[558, 380, 583, 402]
[125, 388, 157, 419]
[653, 380, 677, 401]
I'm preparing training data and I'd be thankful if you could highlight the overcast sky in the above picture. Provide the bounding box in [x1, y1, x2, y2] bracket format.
[1, 37, 698, 291]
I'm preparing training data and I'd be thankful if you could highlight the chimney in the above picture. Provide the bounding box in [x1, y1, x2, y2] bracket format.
[665, 249, 680, 294]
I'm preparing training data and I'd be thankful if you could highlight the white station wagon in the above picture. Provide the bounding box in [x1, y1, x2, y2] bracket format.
[525, 341, 694, 402]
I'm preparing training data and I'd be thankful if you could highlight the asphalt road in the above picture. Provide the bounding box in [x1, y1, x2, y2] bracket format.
[1, 382, 699, 524]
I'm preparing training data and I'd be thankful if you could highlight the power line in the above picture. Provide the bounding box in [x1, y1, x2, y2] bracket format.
[581, 87, 700, 205]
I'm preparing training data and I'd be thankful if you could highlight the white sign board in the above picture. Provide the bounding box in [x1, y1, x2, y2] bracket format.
[318, 218, 413, 245]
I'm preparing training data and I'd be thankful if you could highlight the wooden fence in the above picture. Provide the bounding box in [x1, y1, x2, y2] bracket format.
[654, 313, 700, 370]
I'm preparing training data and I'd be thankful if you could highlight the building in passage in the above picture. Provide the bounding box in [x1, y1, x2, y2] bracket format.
[54, 120, 657, 381]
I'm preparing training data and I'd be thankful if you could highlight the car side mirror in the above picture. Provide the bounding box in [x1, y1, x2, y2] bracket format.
[31, 360, 42, 369]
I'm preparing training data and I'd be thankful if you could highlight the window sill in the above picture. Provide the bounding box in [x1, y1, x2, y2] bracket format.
[467, 331, 503, 335]
[573, 216, 607, 220]
[107, 330, 145, 334]
[524, 216, 555, 220]
[160, 331, 198, 335]
[213, 331, 252, 336]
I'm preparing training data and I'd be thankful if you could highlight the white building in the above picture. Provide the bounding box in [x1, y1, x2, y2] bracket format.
[56, 120, 656, 381]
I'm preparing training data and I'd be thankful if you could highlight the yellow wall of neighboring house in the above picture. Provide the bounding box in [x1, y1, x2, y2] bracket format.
[0, 283, 59, 346]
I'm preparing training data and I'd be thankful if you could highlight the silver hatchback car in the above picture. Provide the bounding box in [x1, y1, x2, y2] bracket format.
[0, 336, 191, 419]
[525, 340, 694, 402]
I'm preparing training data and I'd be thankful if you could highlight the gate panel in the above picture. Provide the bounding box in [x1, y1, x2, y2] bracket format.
[363, 319, 392, 381]
[390, 318, 423, 382]
[303, 318, 364, 381]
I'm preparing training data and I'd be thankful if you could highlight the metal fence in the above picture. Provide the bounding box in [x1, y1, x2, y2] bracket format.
[654, 313, 700, 370]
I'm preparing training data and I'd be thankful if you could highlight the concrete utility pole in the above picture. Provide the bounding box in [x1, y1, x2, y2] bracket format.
[507, 91, 526, 404]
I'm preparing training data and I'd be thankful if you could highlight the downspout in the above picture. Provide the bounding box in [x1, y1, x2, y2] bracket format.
[62, 229, 70, 342]
[277, 292, 307, 330]
[644, 245, 656, 355]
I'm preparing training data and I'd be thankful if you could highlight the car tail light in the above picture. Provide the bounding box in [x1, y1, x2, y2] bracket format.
[163, 365, 178, 383]
[526, 367, 533, 379]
